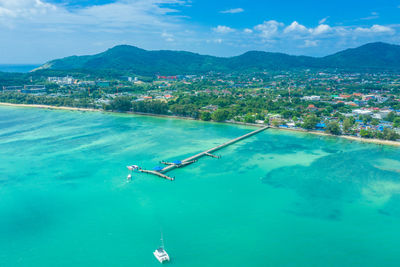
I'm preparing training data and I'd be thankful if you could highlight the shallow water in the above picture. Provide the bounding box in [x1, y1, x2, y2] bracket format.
[0, 106, 400, 266]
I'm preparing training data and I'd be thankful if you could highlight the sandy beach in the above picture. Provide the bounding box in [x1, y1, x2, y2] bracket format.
[0, 102, 99, 112]
[1, 102, 399, 147]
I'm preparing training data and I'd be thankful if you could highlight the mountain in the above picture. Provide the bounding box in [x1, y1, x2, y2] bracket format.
[320, 42, 400, 69]
[37, 45, 228, 75]
[36, 42, 400, 75]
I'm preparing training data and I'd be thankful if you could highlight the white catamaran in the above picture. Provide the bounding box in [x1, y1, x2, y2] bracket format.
[153, 233, 170, 264]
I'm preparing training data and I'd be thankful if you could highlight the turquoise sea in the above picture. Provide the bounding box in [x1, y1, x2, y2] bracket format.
[1, 106, 400, 266]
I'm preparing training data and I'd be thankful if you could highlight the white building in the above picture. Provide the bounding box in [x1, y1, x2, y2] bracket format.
[379, 109, 392, 119]
[302, 95, 321, 101]
[48, 76, 74, 85]
[352, 109, 372, 116]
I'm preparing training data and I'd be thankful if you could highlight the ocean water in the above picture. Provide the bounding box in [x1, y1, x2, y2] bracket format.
[0, 64, 40, 73]
[0, 106, 400, 267]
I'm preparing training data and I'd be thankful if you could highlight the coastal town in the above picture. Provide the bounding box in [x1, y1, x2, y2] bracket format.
[1, 69, 400, 141]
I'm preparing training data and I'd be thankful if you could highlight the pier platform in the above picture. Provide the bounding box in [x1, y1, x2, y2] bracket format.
[132, 126, 268, 181]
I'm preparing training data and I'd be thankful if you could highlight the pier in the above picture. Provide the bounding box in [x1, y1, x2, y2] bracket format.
[133, 126, 269, 181]
[139, 169, 175, 181]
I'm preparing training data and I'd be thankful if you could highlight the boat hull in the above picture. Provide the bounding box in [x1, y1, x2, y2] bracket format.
[153, 251, 170, 263]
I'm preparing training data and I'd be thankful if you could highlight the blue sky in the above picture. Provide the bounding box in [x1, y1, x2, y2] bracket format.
[0, 0, 400, 63]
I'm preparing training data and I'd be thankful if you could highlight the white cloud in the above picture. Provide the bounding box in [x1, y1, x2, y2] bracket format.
[254, 20, 284, 39]
[206, 38, 223, 44]
[220, 8, 244, 14]
[0, 0, 58, 27]
[0, 0, 57, 15]
[161, 32, 174, 42]
[319, 17, 329, 24]
[284, 21, 308, 34]
[0, 0, 188, 30]
[361, 12, 379, 20]
[213, 25, 235, 34]
[0, 6, 15, 17]
[0, 1, 400, 62]
[0, 0, 195, 62]
[283, 21, 332, 36]
[303, 40, 318, 47]
[244, 20, 398, 55]
[312, 24, 332, 35]
[355, 24, 395, 34]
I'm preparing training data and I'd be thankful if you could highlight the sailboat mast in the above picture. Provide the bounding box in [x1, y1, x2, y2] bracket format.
[160, 232, 165, 248]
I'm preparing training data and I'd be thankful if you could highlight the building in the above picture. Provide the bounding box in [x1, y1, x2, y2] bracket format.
[202, 105, 218, 112]
[48, 76, 74, 85]
[157, 75, 178, 81]
[120, 76, 133, 82]
[302, 95, 321, 101]
[21, 85, 46, 94]
[2, 86, 23, 91]
[379, 108, 392, 118]
[353, 109, 372, 116]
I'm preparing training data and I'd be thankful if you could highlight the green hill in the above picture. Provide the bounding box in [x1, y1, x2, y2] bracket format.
[36, 42, 400, 75]
[320, 42, 400, 70]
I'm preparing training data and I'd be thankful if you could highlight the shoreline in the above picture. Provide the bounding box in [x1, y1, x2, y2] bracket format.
[1, 102, 399, 147]
[0, 102, 99, 112]
[269, 126, 400, 147]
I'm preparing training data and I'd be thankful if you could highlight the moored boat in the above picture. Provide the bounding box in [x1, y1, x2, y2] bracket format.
[153, 233, 170, 263]
[153, 247, 170, 263]
[127, 165, 139, 171]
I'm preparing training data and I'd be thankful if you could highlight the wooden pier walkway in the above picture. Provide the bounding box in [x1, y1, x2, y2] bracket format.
[160, 126, 269, 174]
[134, 126, 268, 181]
[139, 169, 175, 181]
